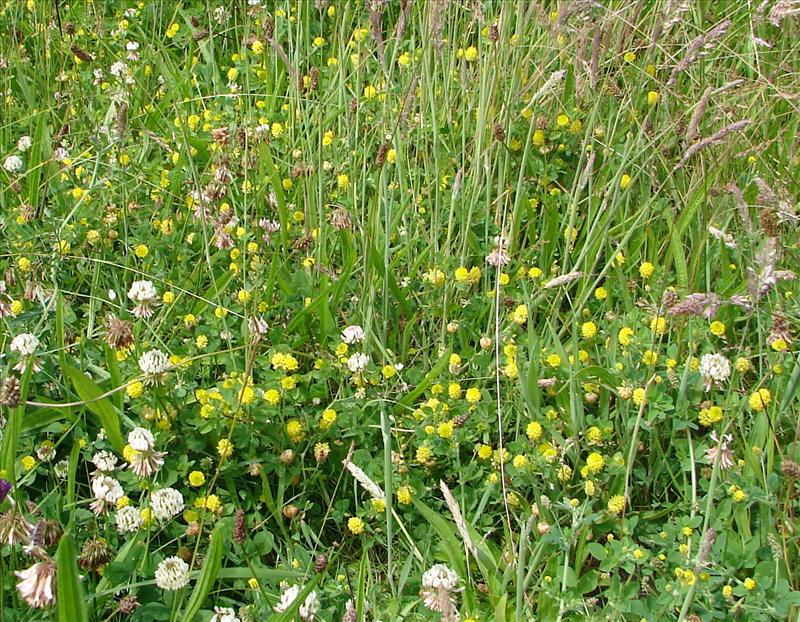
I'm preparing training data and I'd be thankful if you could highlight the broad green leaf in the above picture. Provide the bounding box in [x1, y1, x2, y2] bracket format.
[93, 532, 144, 608]
[63, 364, 125, 454]
[182, 524, 225, 621]
[56, 534, 89, 622]
[21, 406, 76, 432]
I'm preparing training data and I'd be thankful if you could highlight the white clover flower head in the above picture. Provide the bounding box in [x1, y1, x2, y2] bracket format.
[92, 475, 124, 503]
[3, 155, 23, 173]
[127, 280, 157, 302]
[275, 584, 300, 613]
[155, 556, 190, 591]
[213, 6, 228, 22]
[115, 505, 143, 534]
[247, 315, 269, 337]
[127, 427, 155, 452]
[138, 349, 170, 376]
[275, 584, 319, 621]
[210, 607, 240, 622]
[91, 450, 118, 472]
[421, 564, 459, 591]
[699, 352, 731, 391]
[10, 333, 39, 356]
[347, 352, 370, 373]
[109, 60, 128, 78]
[15, 560, 56, 608]
[127, 280, 158, 318]
[706, 431, 735, 470]
[17, 136, 33, 152]
[90, 474, 124, 515]
[420, 564, 460, 618]
[150, 487, 184, 521]
[341, 325, 365, 344]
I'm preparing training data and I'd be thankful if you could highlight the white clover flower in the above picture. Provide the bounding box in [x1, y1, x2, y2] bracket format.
[150, 487, 184, 521]
[341, 325, 365, 344]
[90, 475, 124, 515]
[210, 607, 240, 622]
[155, 556, 190, 591]
[699, 352, 731, 391]
[127, 427, 155, 452]
[421, 564, 459, 590]
[92, 475, 124, 503]
[213, 6, 229, 23]
[247, 316, 268, 337]
[126, 427, 165, 477]
[706, 431, 735, 470]
[17, 136, 33, 152]
[127, 280, 158, 318]
[10, 333, 39, 356]
[3, 155, 23, 173]
[91, 450, 118, 472]
[420, 564, 460, 618]
[53, 146, 69, 162]
[347, 352, 370, 373]
[109, 60, 128, 78]
[138, 349, 170, 376]
[275, 585, 319, 621]
[15, 560, 56, 608]
[115, 505, 143, 534]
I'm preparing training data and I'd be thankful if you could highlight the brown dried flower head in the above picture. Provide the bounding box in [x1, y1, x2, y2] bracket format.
[105, 316, 134, 350]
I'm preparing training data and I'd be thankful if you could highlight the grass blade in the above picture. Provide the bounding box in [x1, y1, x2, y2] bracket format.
[56, 534, 89, 622]
[182, 524, 224, 621]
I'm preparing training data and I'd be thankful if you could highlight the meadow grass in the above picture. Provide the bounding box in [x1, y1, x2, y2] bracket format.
[0, 1, 799, 620]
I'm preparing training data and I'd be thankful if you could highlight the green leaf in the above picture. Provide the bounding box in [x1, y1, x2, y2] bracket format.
[258, 141, 289, 249]
[573, 365, 618, 388]
[411, 498, 470, 580]
[63, 364, 125, 454]
[0, 361, 34, 479]
[191, 268, 236, 317]
[56, 534, 89, 622]
[93, 533, 144, 606]
[182, 524, 225, 621]
[65, 441, 81, 528]
[55, 292, 69, 373]
[394, 348, 451, 415]
[586, 542, 607, 562]
[20, 406, 76, 432]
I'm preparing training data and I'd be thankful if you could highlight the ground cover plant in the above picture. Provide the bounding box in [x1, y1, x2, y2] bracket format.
[0, 0, 799, 620]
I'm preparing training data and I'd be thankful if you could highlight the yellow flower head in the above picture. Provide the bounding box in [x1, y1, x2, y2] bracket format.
[396, 486, 412, 505]
[526, 421, 543, 441]
[748, 388, 771, 412]
[607, 494, 625, 515]
[465, 387, 481, 404]
[217, 438, 234, 459]
[286, 419, 305, 443]
[347, 516, 365, 535]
